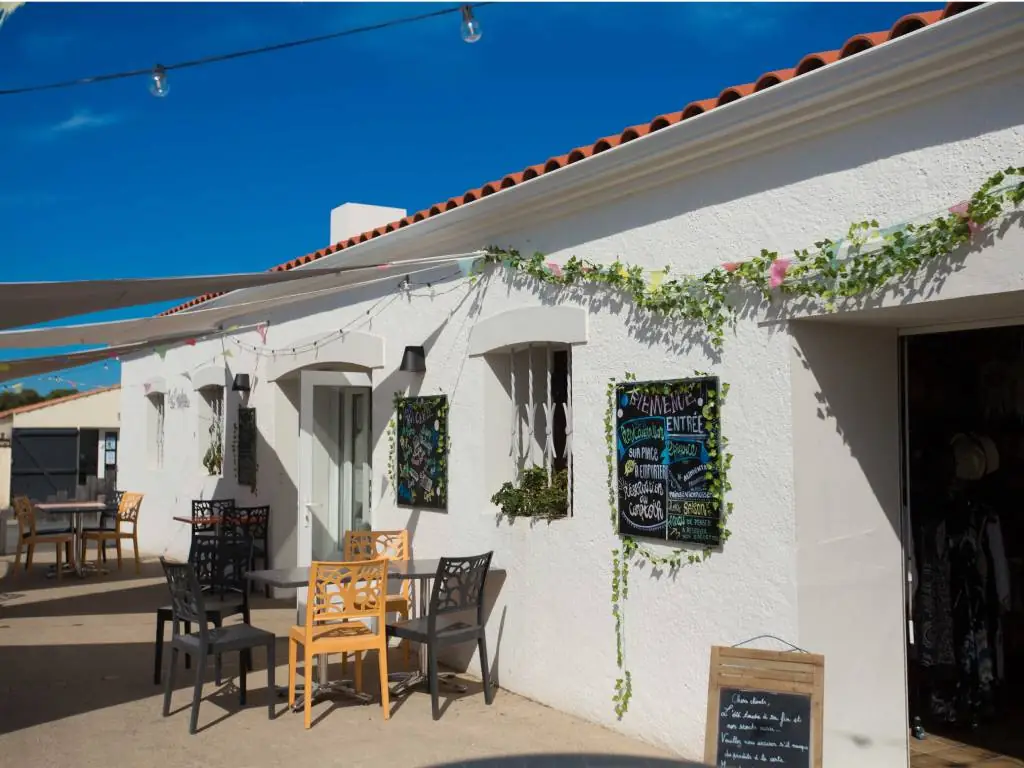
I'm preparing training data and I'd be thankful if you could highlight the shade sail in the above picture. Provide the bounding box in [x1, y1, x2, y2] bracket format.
[165, 250, 485, 316]
[0, 265, 371, 331]
[0, 338, 193, 384]
[0, 258, 455, 352]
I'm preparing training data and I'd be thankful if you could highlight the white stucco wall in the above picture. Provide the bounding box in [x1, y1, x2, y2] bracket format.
[119, 15, 1024, 766]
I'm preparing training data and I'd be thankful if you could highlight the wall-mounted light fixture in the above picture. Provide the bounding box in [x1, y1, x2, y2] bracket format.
[399, 345, 426, 373]
[232, 373, 252, 392]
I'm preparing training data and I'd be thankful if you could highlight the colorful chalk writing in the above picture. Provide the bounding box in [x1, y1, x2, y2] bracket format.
[395, 395, 448, 509]
[615, 377, 723, 545]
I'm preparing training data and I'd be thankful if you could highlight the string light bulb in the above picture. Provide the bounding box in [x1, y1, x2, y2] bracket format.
[149, 65, 169, 97]
[460, 5, 482, 43]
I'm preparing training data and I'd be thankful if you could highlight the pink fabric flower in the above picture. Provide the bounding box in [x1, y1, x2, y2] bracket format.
[769, 258, 791, 289]
[949, 201, 981, 235]
[547, 261, 563, 277]
[722, 262, 739, 272]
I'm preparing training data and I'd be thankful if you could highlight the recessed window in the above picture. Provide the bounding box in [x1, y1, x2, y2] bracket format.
[500, 343, 574, 513]
[148, 393, 165, 469]
[198, 385, 225, 476]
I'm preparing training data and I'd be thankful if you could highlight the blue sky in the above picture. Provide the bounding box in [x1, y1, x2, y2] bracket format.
[0, 1, 934, 392]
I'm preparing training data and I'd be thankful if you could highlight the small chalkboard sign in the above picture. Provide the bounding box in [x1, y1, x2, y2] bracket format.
[236, 407, 258, 489]
[615, 377, 723, 545]
[395, 395, 448, 510]
[704, 646, 825, 768]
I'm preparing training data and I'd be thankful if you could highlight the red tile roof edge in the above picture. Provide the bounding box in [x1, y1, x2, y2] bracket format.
[160, 2, 979, 318]
[0, 385, 121, 420]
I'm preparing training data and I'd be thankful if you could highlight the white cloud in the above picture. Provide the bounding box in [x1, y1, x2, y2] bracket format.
[46, 109, 119, 135]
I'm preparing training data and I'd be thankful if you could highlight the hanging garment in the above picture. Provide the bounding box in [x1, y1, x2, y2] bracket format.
[916, 519, 956, 668]
[985, 515, 1011, 611]
[948, 516, 996, 724]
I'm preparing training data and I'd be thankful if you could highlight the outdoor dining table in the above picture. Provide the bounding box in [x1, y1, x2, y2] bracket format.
[35, 500, 116, 578]
[247, 558, 504, 710]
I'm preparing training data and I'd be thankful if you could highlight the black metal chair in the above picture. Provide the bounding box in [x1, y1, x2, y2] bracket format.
[227, 505, 270, 595]
[153, 531, 252, 685]
[159, 557, 276, 735]
[386, 552, 495, 720]
[191, 498, 235, 537]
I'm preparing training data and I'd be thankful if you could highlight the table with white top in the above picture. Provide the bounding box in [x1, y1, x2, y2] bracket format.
[35, 500, 115, 578]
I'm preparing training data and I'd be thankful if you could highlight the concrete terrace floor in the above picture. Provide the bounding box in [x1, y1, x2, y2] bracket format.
[0, 552, 693, 768]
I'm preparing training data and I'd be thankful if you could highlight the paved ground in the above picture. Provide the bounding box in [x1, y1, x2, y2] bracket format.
[0, 552, 694, 768]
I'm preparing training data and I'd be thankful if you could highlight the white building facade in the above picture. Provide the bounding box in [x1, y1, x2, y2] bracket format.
[119, 5, 1024, 766]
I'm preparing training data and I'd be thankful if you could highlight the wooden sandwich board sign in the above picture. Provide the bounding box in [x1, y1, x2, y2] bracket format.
[704, 645, 824, 768]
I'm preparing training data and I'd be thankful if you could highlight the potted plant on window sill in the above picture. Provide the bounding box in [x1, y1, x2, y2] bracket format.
[491, 465, 569, 521]
[203, 419, 224, 476]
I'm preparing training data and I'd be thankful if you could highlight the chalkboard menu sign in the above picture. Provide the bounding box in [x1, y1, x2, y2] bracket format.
[705, 646, 825, 768]
[395, 395, 448, 510]
[615, 377, 723, 545]
[715, 688, 811, 767]
[236, 407, 258, 489]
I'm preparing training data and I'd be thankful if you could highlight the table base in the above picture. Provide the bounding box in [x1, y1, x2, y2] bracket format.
[45, 562, 107, 579]
[274, 680, 374, 711]
[389, 670, 468, 697]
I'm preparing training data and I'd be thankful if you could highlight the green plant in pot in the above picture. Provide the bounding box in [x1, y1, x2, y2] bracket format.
[491, 465, 569, 519]
[203, 418, 224, 476]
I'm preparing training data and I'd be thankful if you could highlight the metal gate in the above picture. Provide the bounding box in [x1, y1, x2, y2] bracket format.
[10, 428, 79, 502]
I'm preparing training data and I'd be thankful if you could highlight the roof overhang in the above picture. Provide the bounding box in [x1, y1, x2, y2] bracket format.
[186, 4, 1023, 316]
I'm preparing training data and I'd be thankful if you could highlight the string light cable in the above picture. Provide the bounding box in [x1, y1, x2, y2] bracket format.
[0, 3, 490, 97]
[227, 266, 473, 359]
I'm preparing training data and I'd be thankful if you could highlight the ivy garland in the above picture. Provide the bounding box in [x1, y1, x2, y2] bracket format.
[605, 371, 733, 718]
[478, 166, 1024, 349]
[385, 392, 401, 496]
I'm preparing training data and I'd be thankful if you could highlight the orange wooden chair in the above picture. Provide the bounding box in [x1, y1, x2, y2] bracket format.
[11, 496, 75, 580]
[344, 530, 413, 666]
[288, 559, 391, 729]
[81, 492, 144, 573]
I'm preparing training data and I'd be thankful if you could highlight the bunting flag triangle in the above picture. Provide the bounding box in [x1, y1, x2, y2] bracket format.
[456, 257, 478, 277]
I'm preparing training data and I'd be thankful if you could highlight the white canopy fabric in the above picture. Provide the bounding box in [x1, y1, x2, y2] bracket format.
[0, 265, 371, 331]
[0, 259, 450, 350]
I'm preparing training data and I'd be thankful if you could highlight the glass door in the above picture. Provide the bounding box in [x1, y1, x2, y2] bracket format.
[298, 371, 373, 567]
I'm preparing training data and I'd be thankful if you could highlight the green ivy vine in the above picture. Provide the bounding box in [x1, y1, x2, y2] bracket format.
[605, 372, 733, 718]
[480, 165, 1024, 350]
[386, 392, 401, 496]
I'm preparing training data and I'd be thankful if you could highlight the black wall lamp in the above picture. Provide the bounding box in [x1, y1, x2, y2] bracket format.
[399, 345, 426, 373]
[232, 373, 252, 392]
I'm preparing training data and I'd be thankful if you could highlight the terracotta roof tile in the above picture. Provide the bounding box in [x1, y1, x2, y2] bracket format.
[0, 385, 121, 420]
[161, 2, 979, 317]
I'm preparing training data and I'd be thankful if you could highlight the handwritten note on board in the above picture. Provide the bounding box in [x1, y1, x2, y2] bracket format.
[715, 688, 811, 767]
[704, 646, 824, 768]
[395, 395, 448, 510]
[615, 377, 722, 545]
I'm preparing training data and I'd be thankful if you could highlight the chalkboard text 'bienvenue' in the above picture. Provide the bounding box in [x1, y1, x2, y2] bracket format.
[615, 377, 723, 545]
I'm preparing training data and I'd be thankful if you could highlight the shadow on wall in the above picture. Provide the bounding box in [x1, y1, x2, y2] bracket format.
[421, 756, 701, 767]
[789, 320, 902, 541]
[264, 377, 298, 577]
[437, 575, 507, 683]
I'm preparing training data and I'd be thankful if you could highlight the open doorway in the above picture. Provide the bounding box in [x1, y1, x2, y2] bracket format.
[298, 371, 372, 565]
[904, 325, 1024, 764]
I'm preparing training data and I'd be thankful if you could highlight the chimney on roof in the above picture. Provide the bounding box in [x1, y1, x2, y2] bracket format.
[330, 203, 407, 246]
